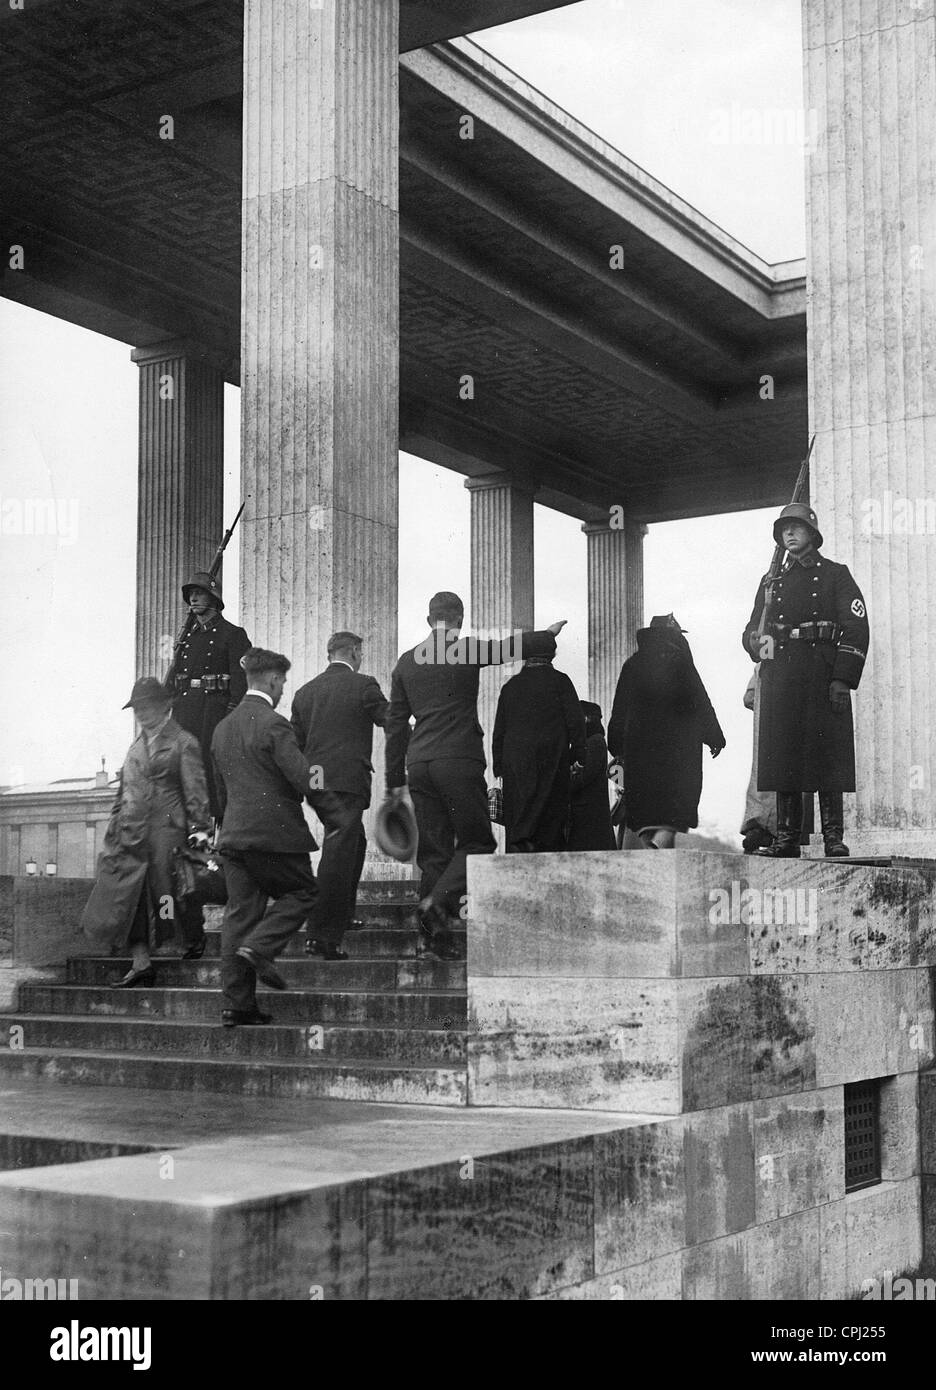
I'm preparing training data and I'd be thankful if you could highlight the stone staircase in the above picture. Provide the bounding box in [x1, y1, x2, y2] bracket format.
[0, 882, 468, 1106]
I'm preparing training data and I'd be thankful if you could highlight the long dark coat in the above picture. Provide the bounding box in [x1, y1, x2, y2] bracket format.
[492, 665, 587, 852]
[169, 613, 251, 817]
[80, 719, 210, 949]
[607, 629, 724, 833]
[568, 729, 615, 850]
[742, 551, 869, 792]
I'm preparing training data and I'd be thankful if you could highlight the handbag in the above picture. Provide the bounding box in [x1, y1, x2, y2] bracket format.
[172, 844, 228, 905]
[487, 781, 504, 825]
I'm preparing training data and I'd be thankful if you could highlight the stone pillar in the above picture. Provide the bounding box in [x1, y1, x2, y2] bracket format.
[131, 341, 224, 680]
[583, 519, 645, 726]
[466, 476, 535, 777]
[239, 0, 399, 709]
[803, 0, 936, 854]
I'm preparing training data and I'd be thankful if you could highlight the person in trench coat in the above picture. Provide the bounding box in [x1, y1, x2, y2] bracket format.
[607, 614, 725, 848]
[567, 700, 615, 850]
[80, 677, 211, 986]
[492, 633, 588, 853]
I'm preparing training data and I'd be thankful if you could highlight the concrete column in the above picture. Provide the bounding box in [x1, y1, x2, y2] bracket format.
[803, 0, 936, 854]
[131, 341, 224, 680]
[465, 475, 535, 776]
[239, 0, 399, 700]
[583, 519, 645, 725]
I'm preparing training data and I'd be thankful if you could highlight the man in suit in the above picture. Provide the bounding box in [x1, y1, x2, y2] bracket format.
[290, 630, 388, 960]
[384, 591, 566, 956]
[168, 570, 252, 820]
[211, 647, 319, 1027]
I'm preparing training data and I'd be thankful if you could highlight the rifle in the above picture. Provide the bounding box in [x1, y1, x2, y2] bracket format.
[754, 435, 816, 652]
[165, 500, 246, 685]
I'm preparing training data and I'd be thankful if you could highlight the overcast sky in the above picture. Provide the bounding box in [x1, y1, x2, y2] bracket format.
[0, 0, 806, 841]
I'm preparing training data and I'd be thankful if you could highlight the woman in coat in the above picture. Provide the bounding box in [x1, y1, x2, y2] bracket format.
[492, 633, 587, 853]
[567, 700, 615, 850]
[79, 677, 211, 986]
[607, 614, 725, 848]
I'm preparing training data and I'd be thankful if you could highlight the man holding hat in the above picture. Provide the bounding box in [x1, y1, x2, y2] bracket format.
[168, 570, 251, 820]
[742, 503, 869, 857]
[80, 677, 212, 984]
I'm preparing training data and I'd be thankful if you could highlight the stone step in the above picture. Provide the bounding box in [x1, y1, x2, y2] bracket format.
[2, 1014, 467, 1064]
[0, 1133, 155, 1172]
[0, 1047, 467, 1105]
[188, 926, 450, 959]
[65, 955, 465, 991]
[201, 900, 422, 932]
[18, 984, 467, 1028]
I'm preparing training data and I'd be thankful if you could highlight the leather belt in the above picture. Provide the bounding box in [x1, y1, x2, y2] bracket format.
[179, 674, 230, 693]
[770, 621, 841, 644]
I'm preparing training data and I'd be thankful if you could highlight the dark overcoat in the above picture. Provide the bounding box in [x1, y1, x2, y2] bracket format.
[80, 719, 210, 949]
[568, 729, 615, 850]
[607, 628, 724, 833]
[212, 695, 317, 854]
[742, 551, 868, 792]
[290, 662, 388, 806]
[169, 613, 251, 815]
[492, 665, 587, 851]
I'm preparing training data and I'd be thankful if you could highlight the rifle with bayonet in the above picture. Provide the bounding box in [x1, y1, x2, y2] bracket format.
[165, 500, 246, 687]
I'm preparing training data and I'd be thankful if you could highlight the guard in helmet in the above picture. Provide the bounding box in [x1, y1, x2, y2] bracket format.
[168, 571, 251, 820]
[742, 503, 869, 857]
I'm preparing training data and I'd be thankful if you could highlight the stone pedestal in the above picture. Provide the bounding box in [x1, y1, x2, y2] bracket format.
[465, 476, 535, 780]
[239, 0, 399, 699]
[582, 519, 645, 727]
[130, 341, 224, 680]
[803, 0, 936, 854]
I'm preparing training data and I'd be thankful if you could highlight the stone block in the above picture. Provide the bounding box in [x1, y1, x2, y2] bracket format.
[0, 877, 12, 964]
[211, 1186, 367, 1300]
[682, 1102, 755, 1243]
[467, 976, 680, 1113]
[747, 1206, 821, 1299]
[12, 877, 95, 966]
[593, 1118, 685, 1272]
[753, 1088, 844, 1224]
[674, 851, 749, 977]
[819, 1197, 849, 1300]
[879, 1072, 921, 1181]
[364, 1138, 595, 1300]
[815, 970, 934, 1087]
[467, 852, 679, 979]
[682, 1230, 750, 1300]
[750, 974, 817, 1098]
[923, 1176, 936, 1278]
[920, 1071, 936, 1175]
[678, 977, 752, 1111]
[843, 1179, 923, 1294]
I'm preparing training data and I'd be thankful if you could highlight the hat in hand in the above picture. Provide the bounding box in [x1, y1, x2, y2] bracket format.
[375, 794, 418, 862]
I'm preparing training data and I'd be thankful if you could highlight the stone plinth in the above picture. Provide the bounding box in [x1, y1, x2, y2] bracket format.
[467, 851, 936, 1113]
[803, 0, 936, 854]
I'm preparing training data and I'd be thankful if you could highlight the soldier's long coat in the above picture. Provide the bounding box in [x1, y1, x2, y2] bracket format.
[80, 719, 210, 949]
[742, 551, 869, 792]
[169, 613, 250, 816]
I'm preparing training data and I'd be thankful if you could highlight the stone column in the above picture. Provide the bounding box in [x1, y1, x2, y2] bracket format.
[583, 519, 645, 726]
[131, 341, 224, 680]
[804, 0, 936, 854]
[465, 475, 535, 778]
[239, 0, 399, 703]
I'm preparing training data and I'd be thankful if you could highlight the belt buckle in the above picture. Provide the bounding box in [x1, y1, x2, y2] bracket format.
[190, 678, 202, 689]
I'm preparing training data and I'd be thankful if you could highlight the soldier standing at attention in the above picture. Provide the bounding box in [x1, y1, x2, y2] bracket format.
[169, 571, 251, 821]
[742, 503, 869, 858]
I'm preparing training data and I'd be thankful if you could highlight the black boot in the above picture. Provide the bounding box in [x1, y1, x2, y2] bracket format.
[819, 791, 849, 856]
[757, 792, 803, 857]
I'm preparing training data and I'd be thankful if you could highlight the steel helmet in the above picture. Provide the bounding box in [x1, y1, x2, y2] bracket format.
[773, 503, 823, 549]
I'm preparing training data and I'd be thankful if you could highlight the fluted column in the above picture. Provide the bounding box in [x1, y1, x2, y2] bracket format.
[131, 341, 224, 680]
[466, 476, 535, 776]
[804, 0, 936, 854]
[240, 0, 399, 694]
[583, 519, 645, 726]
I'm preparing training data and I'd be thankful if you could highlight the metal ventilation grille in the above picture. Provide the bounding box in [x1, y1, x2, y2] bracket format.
[844, 1080, 881, 1193]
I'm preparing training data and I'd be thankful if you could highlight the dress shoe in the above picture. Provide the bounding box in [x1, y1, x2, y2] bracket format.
[221, 1008, 273, 1028]
[347, 918, 364, 932]
[416, 903, 462, 961]
[305, 938, 349, 960]
[235, 946, 286, 990]
[112, 965, 156, 989]
[181, 936, 208, 960]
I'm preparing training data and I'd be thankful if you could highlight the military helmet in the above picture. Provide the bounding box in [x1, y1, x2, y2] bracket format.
[773, 503, 823, 550]
[181, 570, 224, 610]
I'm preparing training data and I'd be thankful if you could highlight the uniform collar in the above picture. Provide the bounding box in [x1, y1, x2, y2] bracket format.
[786, 550, 821, 569]
[194, 612, 220, 630]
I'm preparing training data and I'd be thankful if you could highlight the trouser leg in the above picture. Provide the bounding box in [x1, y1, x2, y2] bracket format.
[218, 851, 267, 1012]
[241, 852, 319, 962]
[407, 761, 453, 904]
[425, 759, 496, 916]
[307, 792, 367, 944]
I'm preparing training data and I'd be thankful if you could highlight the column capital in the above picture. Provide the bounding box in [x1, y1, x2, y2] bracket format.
[464, 472, 535, 498]
[581, 517, 648, 538]
[131, 339, 233, 374]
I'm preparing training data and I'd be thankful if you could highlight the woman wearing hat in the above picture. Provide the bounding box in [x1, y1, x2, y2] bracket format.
[608, 615, 725, 849]
[492, 633, 588, 853]
[567, 701, 615, 851]
[742, 504, 869, 857]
